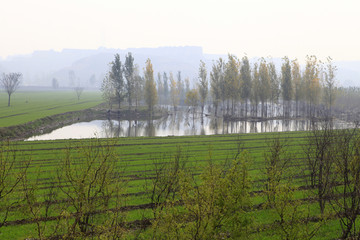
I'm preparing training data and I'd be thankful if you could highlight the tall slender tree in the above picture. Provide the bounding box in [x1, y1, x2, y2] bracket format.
[281, 56, 292, 117]
[210, 59, 224, 116]
[157, 72, 163, 105]
[169, 72, 179, 111]
[252, 63, 260, 117]
[133, 66, 144, 111]
[323, 57, 337, 116]
[177, 71, 185, 105]
[163, 72, 169, 104]
[268, 61, 280, 118]
[291, 59, 303, 117]
[240, 56, 252, 117]
[144, 59, 158, 114]
[304, 55, 320, 117]
[198, 60, 208, 115]
[259, 58, 271, 118]
[124, 52, 135, 110]
[224, 55, 240, 116]
[110, 54, 125, 109]
[101, 73, 115, 109]
[185, 89, 199, 119]
[185, 77, 190, 96]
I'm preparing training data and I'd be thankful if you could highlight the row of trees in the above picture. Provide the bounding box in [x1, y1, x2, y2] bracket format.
[101, 53, 157, 113]
[207, 55, 337, 118]
[102, 53, 337, 120]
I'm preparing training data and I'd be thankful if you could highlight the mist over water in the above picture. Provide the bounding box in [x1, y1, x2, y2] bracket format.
[26, 111, 353, 141]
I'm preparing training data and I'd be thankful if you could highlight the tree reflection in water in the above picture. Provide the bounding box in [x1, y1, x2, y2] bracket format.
[98, 115, 357, 138]
[28, 110, 354, 141]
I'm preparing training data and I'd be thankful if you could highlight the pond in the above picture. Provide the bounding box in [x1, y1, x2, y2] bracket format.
[26, 111, 353, 141]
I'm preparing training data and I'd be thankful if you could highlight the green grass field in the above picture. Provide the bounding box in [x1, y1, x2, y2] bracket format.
[0, 131, 352, 239]
[0, 90, 355, 238]
[0, 90, 102, 127]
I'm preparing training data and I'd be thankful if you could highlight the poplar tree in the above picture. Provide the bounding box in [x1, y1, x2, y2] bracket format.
[144, 59, 158, 114]
[323, 57, 337, 116]
[185, 77, 190, 95]
[304, 55, 320, 117]
[240, 56, 252, 117]
[224, 55, 240, 116]
[133, 66, 144, 111]
[268, 61, 280, 118]
[281, 56, 292, 117]
[101, 73, 115, 109]
[109, 54, 125, 109]
[169, 72, 179, 111]
[259, 58, 271, 118]
[291, 59, 303, 117]
[185, 89, 199, 119]
[124, 52, 135, 110]
[157, 72, 163, 105]
[163, 72, 169, 104]
[198, 60, 208, 115]
[177, 71, 184, 105]
[210, 58, 224, 116]
[251, 63, 260, 117]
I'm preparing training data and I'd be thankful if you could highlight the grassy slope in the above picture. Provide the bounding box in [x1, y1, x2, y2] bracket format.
[0, 90, 102, 127]
[0, 131, 346, 239]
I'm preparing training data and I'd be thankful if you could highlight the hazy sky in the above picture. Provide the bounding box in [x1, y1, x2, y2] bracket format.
[1, 0, 359, 61]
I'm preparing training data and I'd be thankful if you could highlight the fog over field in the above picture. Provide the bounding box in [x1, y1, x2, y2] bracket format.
[1, 0, 359, 88]
[1, 46, 359, 88]
[2, 1, 360, 239]
[0, 46, 218, 88]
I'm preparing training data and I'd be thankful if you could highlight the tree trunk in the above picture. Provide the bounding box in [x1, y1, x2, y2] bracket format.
[245, 100, 248, 118]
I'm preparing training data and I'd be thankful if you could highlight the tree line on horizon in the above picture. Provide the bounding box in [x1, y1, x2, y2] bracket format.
[101, 53, 339, 120]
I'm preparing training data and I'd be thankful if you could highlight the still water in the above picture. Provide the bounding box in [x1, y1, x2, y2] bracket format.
[27, 112, 353, 141]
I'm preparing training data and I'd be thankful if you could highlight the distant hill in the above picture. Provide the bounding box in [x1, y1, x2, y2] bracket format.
[0, 46, 222, 88]
[0, 47, 358, 88]
[335, 61, 360, 87]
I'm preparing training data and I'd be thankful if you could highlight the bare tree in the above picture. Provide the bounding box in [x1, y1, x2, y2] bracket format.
[264, 137, 323, 239]
[0, 141, 29, 229]
[74, 86, 84, 101]
[57, 139, 126, 238]
[52, 78, 59, 89]
[1, 73, 22, 107]
[303, 119, 335, 214]
[330, 126, 360, 239]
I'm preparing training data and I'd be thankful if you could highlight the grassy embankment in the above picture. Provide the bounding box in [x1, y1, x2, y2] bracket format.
[0, 90, 103, 139]
[0, 90, 102, 127]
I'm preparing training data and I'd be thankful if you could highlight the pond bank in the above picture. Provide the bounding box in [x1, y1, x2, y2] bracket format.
[0, 107, 165, 141]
